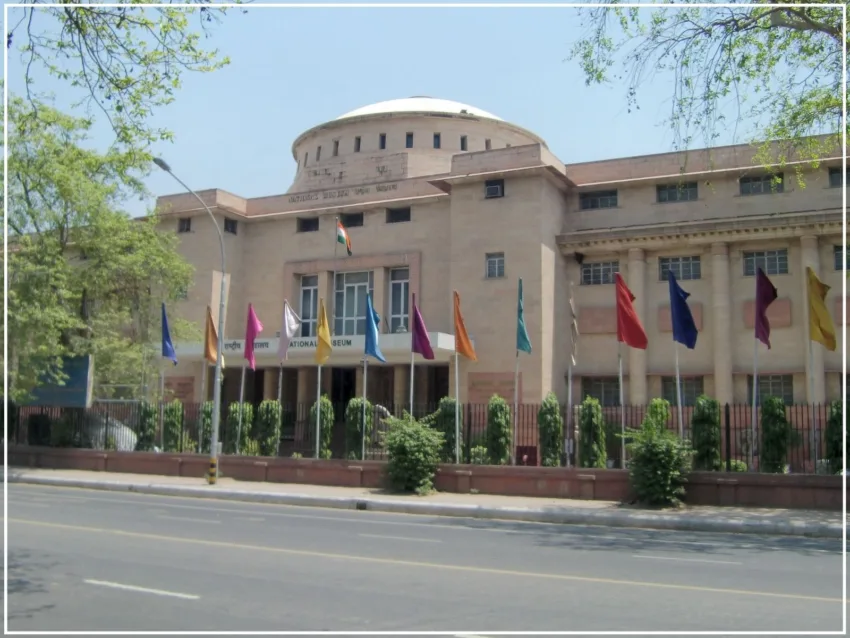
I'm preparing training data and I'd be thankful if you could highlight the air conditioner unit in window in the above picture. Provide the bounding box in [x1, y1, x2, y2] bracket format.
[485, 184, 503, 198]
[394, 324, 408, 334]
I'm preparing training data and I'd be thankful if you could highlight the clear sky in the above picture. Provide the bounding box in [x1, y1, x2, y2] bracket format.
[7, 5, 761, 216]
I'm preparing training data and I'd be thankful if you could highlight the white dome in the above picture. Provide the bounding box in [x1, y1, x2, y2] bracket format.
[336, 96, 502, 122]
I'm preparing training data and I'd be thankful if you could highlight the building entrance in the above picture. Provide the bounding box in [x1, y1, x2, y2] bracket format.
[330, 367, 357, 456]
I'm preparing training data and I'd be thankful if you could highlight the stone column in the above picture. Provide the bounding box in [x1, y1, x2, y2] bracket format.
[355, 366, 364, 396]
[262, 368, 277, 400]
[627, 248, 647, 405]
[393, 365, 409, 409]
[711, 243, 734, 405]
[372, 267, 387, 329]
[296, 367, 310, 405]
[318, 270, 333, 334]
[800, 235, 826, 403]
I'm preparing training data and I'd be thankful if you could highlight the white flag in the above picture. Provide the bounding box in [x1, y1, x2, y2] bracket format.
[277, 299, 302, 361]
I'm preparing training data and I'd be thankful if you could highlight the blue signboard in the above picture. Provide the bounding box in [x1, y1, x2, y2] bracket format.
[27, 355, 94, 408]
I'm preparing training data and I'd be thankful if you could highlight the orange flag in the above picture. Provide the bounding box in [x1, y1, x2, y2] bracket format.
[203, 306, 225, 369]
[453, 291, 477, 361]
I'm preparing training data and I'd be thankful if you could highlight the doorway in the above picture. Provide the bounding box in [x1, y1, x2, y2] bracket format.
[330, 367, 357, 457]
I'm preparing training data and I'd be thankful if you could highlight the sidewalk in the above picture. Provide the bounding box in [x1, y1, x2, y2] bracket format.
[6, 467, 844, 538]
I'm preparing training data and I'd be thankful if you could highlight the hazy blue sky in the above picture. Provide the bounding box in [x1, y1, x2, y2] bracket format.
[8, 5, 761, 216]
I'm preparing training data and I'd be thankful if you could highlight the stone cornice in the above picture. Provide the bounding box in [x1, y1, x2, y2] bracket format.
[557, 209, 842, 253]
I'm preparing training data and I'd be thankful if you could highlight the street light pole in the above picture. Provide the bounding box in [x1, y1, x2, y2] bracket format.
[154, 157, 226, 485]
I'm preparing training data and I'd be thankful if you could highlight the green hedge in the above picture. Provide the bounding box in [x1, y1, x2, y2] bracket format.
[825, 400, 844, 474]
[225, 402, 254, 454]
[134, 402, 158, 452]
[344, 397, 372, 460]
[691, 396, 721, 471]
[485, 395, 511, 465]
[538, 392, 563, 467]
[578, 396, 606, 468]
[309, 394, 334, 459]
[255, 400, 282, 456]
[760, 396, 800, 473]
[385, 413, 444, 495]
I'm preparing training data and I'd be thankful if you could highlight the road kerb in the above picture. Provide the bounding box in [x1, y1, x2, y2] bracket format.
[6, 472, 842, 539]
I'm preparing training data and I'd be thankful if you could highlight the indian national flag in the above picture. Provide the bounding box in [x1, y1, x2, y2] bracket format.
[337, 220, 352, 256]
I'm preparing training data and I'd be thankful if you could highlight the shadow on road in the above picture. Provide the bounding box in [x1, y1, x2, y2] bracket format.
[7, 549, 58, 621]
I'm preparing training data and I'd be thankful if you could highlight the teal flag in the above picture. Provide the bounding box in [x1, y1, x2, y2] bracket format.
[516, 278, 532, 354]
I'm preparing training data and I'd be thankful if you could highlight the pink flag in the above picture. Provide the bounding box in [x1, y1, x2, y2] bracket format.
[244, 303, 264, 370]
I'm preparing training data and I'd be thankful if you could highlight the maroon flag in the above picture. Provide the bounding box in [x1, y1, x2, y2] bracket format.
[411, 294, 434, 360]
[754, 268, 778, 349]
[615, 274, 648, 350]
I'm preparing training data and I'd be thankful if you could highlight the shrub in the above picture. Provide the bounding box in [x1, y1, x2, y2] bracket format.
[134, 402, 158, 452]
[385, 413, 444, 494]
[760, 396, 800, 473]
[197, 401, 213, 453]
[538, 392, 563, 467]
[27, 413, 52, 446]
[626, 398, 692, 507]
[163, 400, 185, 452]
[291, 452, 303, 459]
[344, 397, 373, 460]
[728, 459, 747, 472]
[309, 394, 335, 459]
[224, 402, 254, 454]
[255, 400, 282, 456]
[50, 415, 81, 448]
[241, 438, 260, 457]
[691, 395, 721, 471]
[577, 396, 606, 468]
[470, 445, 489, 465]
[485, 395, 512, 465]
[421, 397, 463, 463]
[824, 400, 844, 474]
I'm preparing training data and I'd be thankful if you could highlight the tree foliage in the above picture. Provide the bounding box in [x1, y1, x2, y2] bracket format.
[5, 97, 197, 403]
[570, 3, 845, 169]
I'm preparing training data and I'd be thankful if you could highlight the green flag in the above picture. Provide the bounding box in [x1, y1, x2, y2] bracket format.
[516, 278, 532, 354]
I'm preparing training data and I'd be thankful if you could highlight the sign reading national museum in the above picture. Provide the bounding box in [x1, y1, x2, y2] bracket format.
[288, 182, 399, 204]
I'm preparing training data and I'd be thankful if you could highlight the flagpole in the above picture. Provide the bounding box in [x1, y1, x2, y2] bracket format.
[454, 352, 461, 464]
[315, 364, 322, 459]
[159, 365, 166, 451]
[674, 343, 684, 440]
[361, 357, 368, 461]
[331, 217, 339, 337]
[808, 339, 818, 468]
[750, 340, 759, 471]
[198, 363, 207, 454]
[277, 362, 284, 403]
[618, 346, 625, 467]
[409, 351, 415, 416]
[512, 350, 519, 466]
[566, 359, 573, 469]
[236, 365, 246, 455]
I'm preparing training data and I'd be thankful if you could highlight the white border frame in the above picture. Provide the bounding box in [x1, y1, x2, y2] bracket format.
[3, 2, 846, 636]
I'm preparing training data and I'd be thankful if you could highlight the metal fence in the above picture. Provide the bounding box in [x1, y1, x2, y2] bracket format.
[9, 399, 840, 474]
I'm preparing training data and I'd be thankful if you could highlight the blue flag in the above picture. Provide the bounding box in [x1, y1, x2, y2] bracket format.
[161, 302, 178, 365]
[667, 270, 698, 349]
[516, 278, 532, 354]
[364, 292, 386, 363]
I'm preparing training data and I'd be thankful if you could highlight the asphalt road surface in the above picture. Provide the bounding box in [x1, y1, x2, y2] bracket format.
[5, 483, 845, 634]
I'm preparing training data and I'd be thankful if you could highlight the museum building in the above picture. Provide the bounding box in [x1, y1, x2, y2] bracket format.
[157, 96, 846, 415]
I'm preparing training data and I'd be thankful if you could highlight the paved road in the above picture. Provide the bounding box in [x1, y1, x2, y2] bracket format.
[5, 483, 844, 633]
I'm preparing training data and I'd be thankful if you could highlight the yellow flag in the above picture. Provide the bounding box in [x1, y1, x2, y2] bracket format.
[204, 306, 225, 369]
[806, 267, 837, 351]
[315, 298, 332, 365]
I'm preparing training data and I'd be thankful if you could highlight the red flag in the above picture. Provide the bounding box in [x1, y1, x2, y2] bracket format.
[615, 273, 648, 350]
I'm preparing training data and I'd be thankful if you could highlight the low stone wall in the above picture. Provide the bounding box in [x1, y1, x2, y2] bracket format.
[5, 446, 844, 510]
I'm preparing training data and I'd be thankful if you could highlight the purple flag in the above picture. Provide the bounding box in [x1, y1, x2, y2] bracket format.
[754, 268, 778, 349]
[244, 303, 264, 370]
[411, 293, 434, 360]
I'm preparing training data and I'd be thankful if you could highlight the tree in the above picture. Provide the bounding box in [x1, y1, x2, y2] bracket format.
[569, 3, 845, 170]
[7, 3, 235, 149]
[6, 96, 197, 403]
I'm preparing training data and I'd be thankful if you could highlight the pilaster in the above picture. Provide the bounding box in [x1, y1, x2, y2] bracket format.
[800, 235, 826, 403]
[711, 242, 734, 405]
[627, 248, 647, 404]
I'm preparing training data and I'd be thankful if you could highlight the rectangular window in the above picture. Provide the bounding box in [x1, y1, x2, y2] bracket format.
[297, 217, 319, 233]
[340, 212, 363, 228]
[747, 374, 794, 406]
[485, 139, 492, 150]
[223, 218, 238, 235]
[743, 249, 789, 276]
[485, 252, 505, 279]
[316, 145, 322, 162]
[834, 244, 847, 271]
[334, 271, 375, 336]
[405, 132, 414, 148]
[333, 140, 339, 157]
[484, 179, 504, 199]
[658, 256, 701, 281]
[581, 261, 619, 286]
[656, 182, 698, 203]
[661, 376, 704, 407]
[433, 133, 441, 149]
[460, 135, 468, 151]
[581, 377, 621, 407]
[386, 207, 411, 224]
[579, 190, 618, 210]
[829, 167, 848, 188]
[740, 173, 784, 196]
[389, 267, 409, 333]
[354, 136, 361, 153]
[379, 133, 387, 150]
[300, 275, 319, 338]
[178, 218, 191, 233]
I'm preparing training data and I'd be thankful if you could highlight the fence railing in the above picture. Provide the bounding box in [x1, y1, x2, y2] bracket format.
[9, 400, 841, 474]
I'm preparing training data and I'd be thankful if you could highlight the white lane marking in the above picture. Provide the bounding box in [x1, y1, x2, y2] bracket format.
[156, 515, 221, 525]
[84, 579, 199, 600]
[359, 533, 442, 544]
[13, 485, 841, 554]
[633, 554, 743, 566]
[8, 501, 50, 508]
[455, 635, 494, 638]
